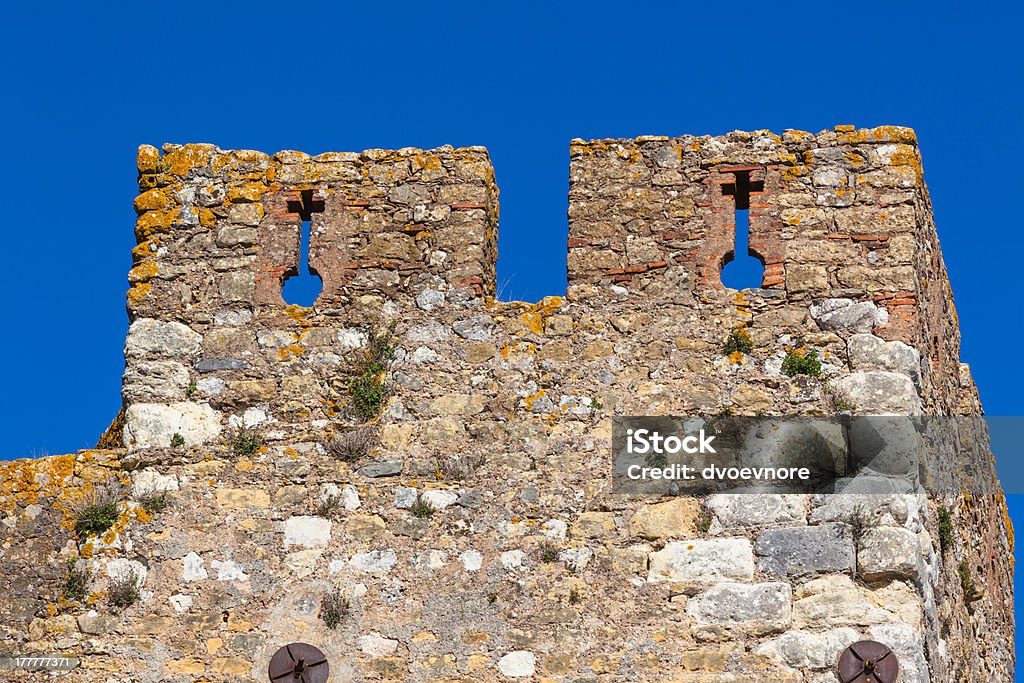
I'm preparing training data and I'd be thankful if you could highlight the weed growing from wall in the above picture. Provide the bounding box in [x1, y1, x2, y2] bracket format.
[347, 321, 397, 421]
[782, 349, 822, 377]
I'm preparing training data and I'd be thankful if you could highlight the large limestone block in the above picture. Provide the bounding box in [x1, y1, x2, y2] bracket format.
[647, 538, 753, 583]
[756, 524, 855, 577]
[831, 371, 922, 415]
[708, 494, 806, 528]
[686, 582, 792, 630]
[630, 498, 701, 539]
[809, 298, 887, 333]
[755, 627, 860, 670]
[124, 402, 222, 449]
[122, 360, 190, 402]
[124, 318, 202, 359]
[857, 527, 921, 581]
[848, 333, 921, 387]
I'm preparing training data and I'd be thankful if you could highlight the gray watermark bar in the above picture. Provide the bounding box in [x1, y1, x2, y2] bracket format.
[0, 655, 80, 672]
[612, 416, 1011, 495]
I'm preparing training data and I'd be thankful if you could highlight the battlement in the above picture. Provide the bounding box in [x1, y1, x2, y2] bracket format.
[131, 142, 499, 315]
[123, 126, 963, 451]
[0, 126, 1008, 683]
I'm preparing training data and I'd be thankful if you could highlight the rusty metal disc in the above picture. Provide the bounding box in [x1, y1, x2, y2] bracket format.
[268, 642, 329, 683]
[838, 640, 899, 683]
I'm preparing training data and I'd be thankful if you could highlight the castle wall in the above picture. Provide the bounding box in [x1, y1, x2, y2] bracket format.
[0, 127, 1013, 682]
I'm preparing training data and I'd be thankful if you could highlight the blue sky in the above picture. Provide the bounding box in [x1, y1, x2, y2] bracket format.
[2, 0, 1020, 663]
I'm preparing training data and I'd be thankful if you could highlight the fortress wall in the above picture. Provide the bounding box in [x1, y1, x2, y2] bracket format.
[0, 127, 1013, 682]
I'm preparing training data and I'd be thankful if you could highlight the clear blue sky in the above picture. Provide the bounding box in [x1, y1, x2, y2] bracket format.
[2, 0, 1020, 664]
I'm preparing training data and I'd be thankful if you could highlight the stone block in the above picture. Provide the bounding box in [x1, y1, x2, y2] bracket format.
[125, 318, 202, 358]
[630, 498, 701, 539]
[755, 627, 860, 670]
[124, 402, 222, 449]
[708, 494, 806, 528]
[832, 371, 922, 415]
[647, 538, 754, 583]
[857, 527, 921, 581]
[686, 582, 792, 630]
[756, 523, 855, 577]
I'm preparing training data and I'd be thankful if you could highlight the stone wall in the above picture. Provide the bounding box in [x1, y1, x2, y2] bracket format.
[0, 127, 1013, 682]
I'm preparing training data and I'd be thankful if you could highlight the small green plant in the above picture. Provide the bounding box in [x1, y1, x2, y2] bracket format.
[722, 326, 754, 355]
[186, 380, 197, 398]
[958, 560, 980, 602]
[232, 428, 263, 458]
[713, 406, 734, 418]
[410, 498, 435, 519]
[320, 590, 350, 629]
[74, 481, 123, 538]
[315, 493, 344, 520]
[138, 490, 171, 514]
[169, 432, 186, 448]
[487, 591, 498, 604]
[61, 558, 91, 604]
[695, 509, 713, 534]
[568, 586, 582, 605]
[108, 569, 141, 610]
[781, 349, 822, 377]
[937, 506, 955, 554]
[539, 541, 560, 564]
[347, 321, 398, 421]
[325, 427, 376, 462]
[590, 398, 604, 411]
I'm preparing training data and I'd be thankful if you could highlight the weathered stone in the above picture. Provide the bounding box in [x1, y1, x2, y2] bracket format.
[848, 416, 920, 475]
[215, 488, 271, 509]
[755, 627, 859, 670]
[453, 315, 494, 341]
[809, 493, 913, 527]
[837, 266, 915, 292]
[350, 549, 397, 574]
[867, 623, 929, 683]
[429, 393, 485, 415]
[357, 460, 403, 478]
[124, 402, 222, 448]
[809, 299, 886, 333]
[358, 633, 400, 657]
[708, 494, 806, 528]
[792, 574, 896, 628]
[77, 611, 119, 635]
[182, 552, 208, 581]
[122, 360, 190, 402]
[630, 498, 701, 539]
[498, 651, 536, 677]
[857, 527, 921, 581]
[785, 264, 829, 294]
[125, 318, 202, 358]
[686, 582, 792, 630]
[647, 538, 754, 583]
[831, 371, 922, 415]
[283, 516, 332, 548]
[420, 490, 459, 510]
[848, 334, 921, 386]
[572, 511, 617, 539]
[755, 524, 855, 577]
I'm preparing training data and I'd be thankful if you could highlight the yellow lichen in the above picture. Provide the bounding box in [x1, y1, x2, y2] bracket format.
[126, 282, 151, 307]
[128, 260, 158, 284]
[227, 182, 268, 203]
